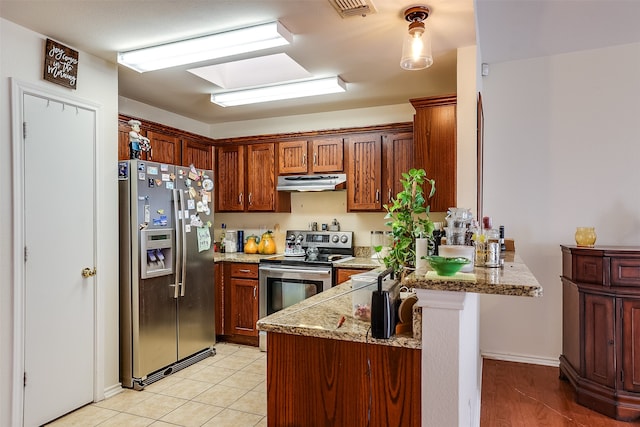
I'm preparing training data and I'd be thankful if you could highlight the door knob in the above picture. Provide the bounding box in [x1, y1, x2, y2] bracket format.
[82, 268, 96, 278]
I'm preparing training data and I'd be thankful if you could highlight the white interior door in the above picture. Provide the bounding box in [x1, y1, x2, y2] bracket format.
[22, 93, 96, 426]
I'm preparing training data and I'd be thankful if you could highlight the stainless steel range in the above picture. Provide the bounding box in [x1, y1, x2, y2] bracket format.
[258, 230, 354, 350]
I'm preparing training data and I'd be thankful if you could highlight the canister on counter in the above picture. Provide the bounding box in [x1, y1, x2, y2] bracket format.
[237, 230, 244, 252]
[485, 242, 501, 267]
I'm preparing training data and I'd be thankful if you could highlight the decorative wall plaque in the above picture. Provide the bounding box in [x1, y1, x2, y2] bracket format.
[43, 38, 78, 89]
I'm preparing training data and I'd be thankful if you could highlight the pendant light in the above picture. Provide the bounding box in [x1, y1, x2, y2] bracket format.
[400, 5, 433, 70]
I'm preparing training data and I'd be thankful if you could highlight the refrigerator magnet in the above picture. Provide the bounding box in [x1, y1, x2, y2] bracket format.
[169, 173, 176, 181]
[138, 172, 145, 180]
[160, 164, 169, 172]
[187, 199, 195, 210]
[189, 187, 197, 198]
[147, 166, 158, 175]
[185, 224, 191, 233]
[161, 173, 170, 182]
[148, 178, 154, 187]
[155, 179, 162, 186]
[202, 179, 213, 191]
[165, 182, 174, 190]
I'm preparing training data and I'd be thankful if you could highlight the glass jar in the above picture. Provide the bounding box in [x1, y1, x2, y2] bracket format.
[575, 227, 597, 247]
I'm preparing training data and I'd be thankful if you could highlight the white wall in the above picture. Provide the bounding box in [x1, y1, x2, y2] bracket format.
[480, 42, 640, 365]
[0, 18, 120, 426]
[119, 96, 211, 137]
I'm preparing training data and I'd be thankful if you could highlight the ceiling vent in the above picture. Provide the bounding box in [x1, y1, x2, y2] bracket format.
[329, 0, 377, 18]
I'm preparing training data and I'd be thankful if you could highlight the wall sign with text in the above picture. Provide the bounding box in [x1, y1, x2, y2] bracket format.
[43, 38, 78, 89]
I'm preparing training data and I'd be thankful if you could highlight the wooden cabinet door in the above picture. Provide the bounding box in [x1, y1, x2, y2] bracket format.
[335, 268, 373, 285]
[147, 131, 180, 165]
[584, 293, 616, 388]
[311, 137, 343, 173]
[412, 96, 456, 212]
[182, 138, 212, 170]
[216, 146, 245, 212]
[278, 140, 308, 174]
[247, 143, 276, 211]
[346, 134, 382, 211]
[230, 278, 259, 336]
[623, 299, 640, 392]
[382, 132, 414, 206]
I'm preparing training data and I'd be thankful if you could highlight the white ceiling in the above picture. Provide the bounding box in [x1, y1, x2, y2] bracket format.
[2, 0, 640, 125]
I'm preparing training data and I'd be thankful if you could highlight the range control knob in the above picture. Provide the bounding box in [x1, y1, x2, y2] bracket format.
[331, 235, 339, 243]
[297, 234, 304, 242]
[340, 234, 349, 244]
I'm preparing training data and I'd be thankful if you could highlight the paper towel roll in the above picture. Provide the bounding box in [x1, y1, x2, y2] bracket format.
[415, 238, 429, 276]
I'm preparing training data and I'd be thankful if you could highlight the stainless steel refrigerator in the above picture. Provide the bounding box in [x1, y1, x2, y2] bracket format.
[118, 160, 215, 389]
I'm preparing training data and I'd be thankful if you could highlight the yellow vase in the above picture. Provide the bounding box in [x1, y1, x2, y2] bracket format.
[575, 227, 596, 247]
[244, 236, 259, 254]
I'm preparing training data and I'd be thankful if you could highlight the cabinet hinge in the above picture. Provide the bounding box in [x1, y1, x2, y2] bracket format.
[621, 370, 624, 382]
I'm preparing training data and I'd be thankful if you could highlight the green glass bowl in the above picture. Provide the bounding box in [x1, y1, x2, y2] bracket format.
[424, 256, 471, 276]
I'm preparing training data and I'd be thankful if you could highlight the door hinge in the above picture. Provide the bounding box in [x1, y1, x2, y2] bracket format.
[24, 246, 27, 262]
[23, 372, 27, 387]
[23, 122, 27, 140]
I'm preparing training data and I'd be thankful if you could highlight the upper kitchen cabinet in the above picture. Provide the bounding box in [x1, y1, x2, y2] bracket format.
[382, 132, 414, 206]
[146, 131, 180, 165]
[411, 95, 457, 212]
[278, 138, 343, 174]
[346, 133, 382, 211]
[215, 142, 291, 213]
[182, 137, 213, 170]
[216, 145, 245, 212]
[117, 115, 214, 169]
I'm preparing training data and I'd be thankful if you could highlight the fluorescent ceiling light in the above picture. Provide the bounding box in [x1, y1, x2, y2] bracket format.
[118, 21, 293, 73]
[210, 77, 347, 107]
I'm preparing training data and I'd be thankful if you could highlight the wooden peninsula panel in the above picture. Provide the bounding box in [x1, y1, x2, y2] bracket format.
[266, 332, 421, 427]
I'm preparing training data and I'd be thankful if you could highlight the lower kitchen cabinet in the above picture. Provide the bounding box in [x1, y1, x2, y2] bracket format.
[560, 245, 640, 421]
[216, 262, 259, 346]
[335, 267, 374, 285]
[266, 332, 421, 426]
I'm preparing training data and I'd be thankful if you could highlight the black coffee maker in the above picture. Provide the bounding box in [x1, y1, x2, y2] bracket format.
[371, 268, 399, 339]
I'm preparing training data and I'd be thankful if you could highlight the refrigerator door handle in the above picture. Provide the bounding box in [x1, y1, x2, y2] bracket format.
[172, 189, 181, 299]
[178, 188, 187, 297]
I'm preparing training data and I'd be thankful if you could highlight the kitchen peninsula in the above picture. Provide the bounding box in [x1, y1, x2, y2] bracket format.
[257, 252, 542, 427]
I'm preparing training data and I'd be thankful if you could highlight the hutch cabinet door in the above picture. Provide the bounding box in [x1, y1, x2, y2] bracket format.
[623, 299, 640, 392]
[584, 293, 616, 388]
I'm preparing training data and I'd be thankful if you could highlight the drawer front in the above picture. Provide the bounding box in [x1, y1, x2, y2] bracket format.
[230, 263, 259, 279]
[611, 258, 640, 287]
[574, 255, 604, 285]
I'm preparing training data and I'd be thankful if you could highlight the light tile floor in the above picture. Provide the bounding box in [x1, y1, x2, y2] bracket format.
[47, 343, 267, 427]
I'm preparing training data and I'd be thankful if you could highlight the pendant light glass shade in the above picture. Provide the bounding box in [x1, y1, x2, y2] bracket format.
[400, 5, 433, 71]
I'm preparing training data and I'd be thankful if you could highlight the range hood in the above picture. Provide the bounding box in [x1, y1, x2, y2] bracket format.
[277, 174, 347, 192]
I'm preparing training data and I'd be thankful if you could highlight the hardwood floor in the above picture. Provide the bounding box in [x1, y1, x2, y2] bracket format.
[481, 359, 640, 426]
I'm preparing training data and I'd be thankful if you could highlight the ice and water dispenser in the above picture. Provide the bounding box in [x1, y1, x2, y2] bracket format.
[140, 229, 174, 278]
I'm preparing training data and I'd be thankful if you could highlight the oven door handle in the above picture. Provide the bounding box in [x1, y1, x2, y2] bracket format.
[259, 266, 332, 275]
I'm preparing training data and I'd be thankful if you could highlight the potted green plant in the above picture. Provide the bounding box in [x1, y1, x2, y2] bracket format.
[382, 168, 436, 277]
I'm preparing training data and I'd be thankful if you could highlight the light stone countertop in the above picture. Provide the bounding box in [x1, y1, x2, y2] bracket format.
[403, 252, 543, 297]
[257, 251, 542, 349]
[256, 279, 421, 349]
[212, 253, 276, 263]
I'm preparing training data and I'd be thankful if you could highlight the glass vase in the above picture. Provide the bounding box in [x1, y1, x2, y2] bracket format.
[575, 227, 596, 247]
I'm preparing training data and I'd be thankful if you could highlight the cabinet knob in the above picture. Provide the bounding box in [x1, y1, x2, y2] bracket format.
[609, 340, 614, 345]
[239, 192, 243, 205]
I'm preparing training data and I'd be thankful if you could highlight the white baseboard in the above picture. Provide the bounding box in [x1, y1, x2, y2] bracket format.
[102, 383, 123, 400]
[481, 351, 559, 367]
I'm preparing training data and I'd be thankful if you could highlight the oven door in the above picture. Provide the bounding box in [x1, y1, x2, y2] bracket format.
[258, 264, 332, 351]
[259, 264, 332, 317]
